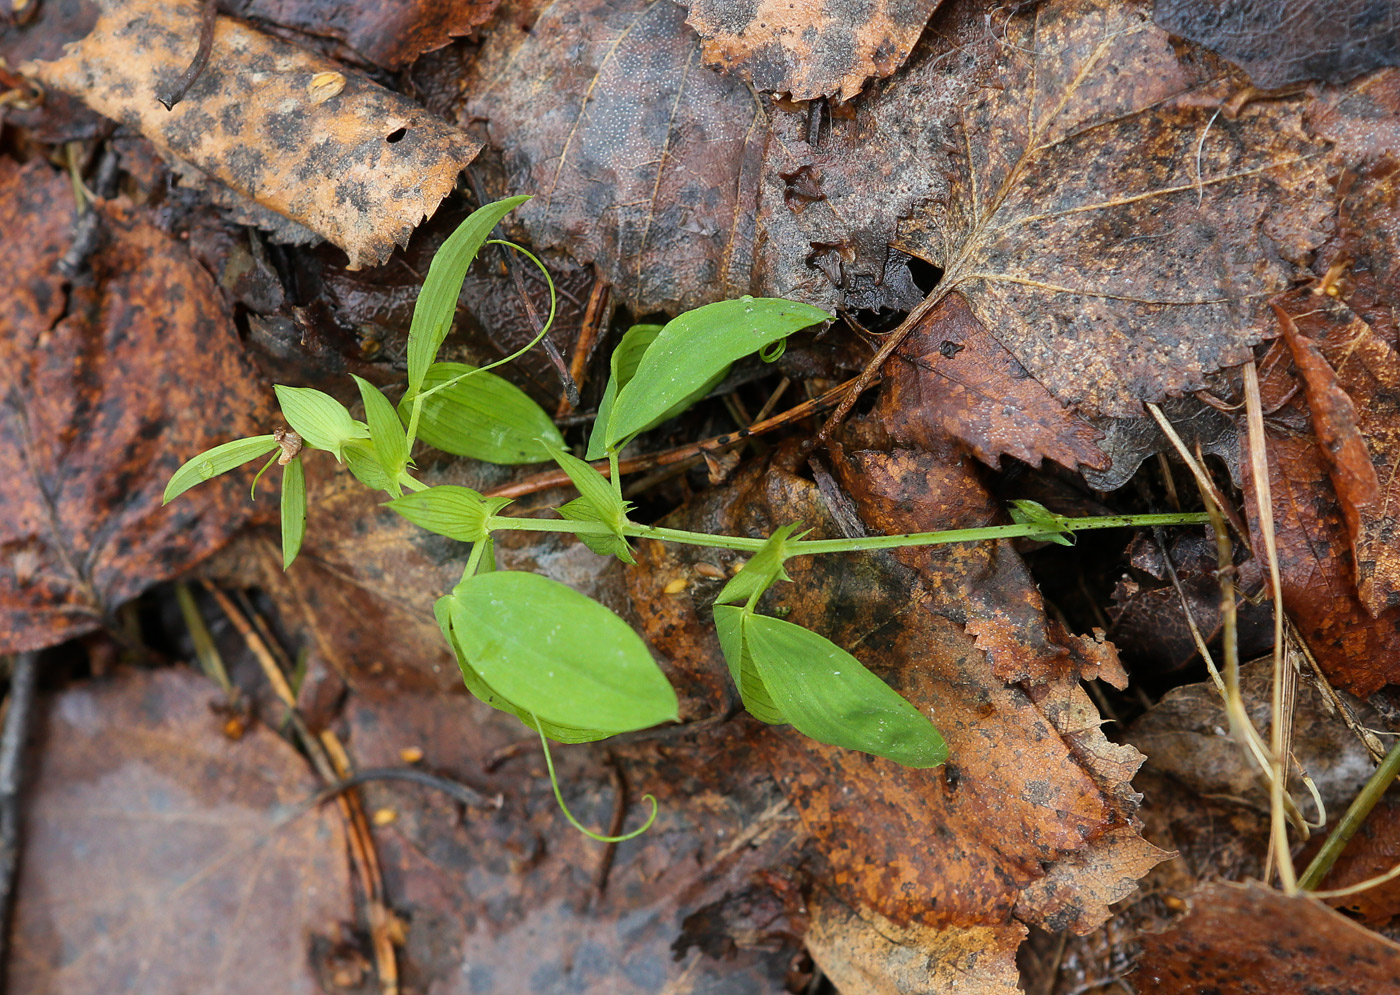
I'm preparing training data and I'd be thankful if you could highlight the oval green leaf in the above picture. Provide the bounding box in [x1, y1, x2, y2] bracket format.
[713, 606, 784, 725]
[280, 457, 307, 570]
[352, 375, 409, 482]
[389, 485, 509, 542]
[274, 386, 368, 460]
[450, 571, 678, 733]
[407, 195, 532, 394]
[606, 297, 829, 450]
[434, 596, 608, 743]
[742, 612, 947, 768]
[399, 363, 564, 464]
[164, 435, 279, 504]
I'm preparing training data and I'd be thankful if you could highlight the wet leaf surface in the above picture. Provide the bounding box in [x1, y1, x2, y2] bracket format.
[25, 0, 480, 268]
[682, 0, 945, 101]
[0, 160, 274, 654]
[460, 0, 766, 313]
[1153, 0, 1400, 88]
[1133, 881, 1400, 994]
[8, 666, 352, 995]
[230, 0, 500, 70]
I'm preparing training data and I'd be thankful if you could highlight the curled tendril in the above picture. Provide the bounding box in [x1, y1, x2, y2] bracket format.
[759, 338, 787, 363]
[530, 714, 658, 843]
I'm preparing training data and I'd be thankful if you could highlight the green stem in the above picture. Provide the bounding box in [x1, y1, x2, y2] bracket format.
[609, 449, 622, 503]
[1299, 737, 1400, 890]
[397, 472, 428, 493]
[531, 714, 657, 843]
[463, 540, 487, 579]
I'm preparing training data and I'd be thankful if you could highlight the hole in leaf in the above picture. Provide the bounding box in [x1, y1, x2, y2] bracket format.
[907, 258, 943, 295]
[385, 127, 407, 143]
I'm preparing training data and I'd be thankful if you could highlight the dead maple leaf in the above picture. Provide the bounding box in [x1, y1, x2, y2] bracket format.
[0, 159, 273, 654]
[682, 0, 946, 101]
[460, 0, 765, 313]
[1153, 0, 1400, 88]
[8, 667, 352, 995]
[1133, 881, 1400, 994]
[230, 0, 501, 70]
[24, 0, 480, 268]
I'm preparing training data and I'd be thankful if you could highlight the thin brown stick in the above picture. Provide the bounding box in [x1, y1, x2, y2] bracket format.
[0, 650, 39, 982]
[485, 376, 862, 500]
[557, 279, 611, 416]
[155, 0, 218, 110]
[1244, 357, 1298, 893]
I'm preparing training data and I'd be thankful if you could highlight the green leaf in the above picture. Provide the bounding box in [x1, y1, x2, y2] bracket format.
[274, 386, 369, 461]
[352, 375, 409, 488]
[449, 571, 678, 733]
[280, 457, 307, 570]
[714, 522, 807, 606]
[399, 362, 564, 464]
[607, 297, 830, 450]
[546, 436, 634, 561]
[434, 595, 607, 743]
[389, 485, 510, 542]
[558, 498, 635, 563]
[713, 605, 784, 724]
[341, 439, 396, 492]
[407, 195, 532, 394]
[164, 435, 279, 504]
[585, 323, 729, 459]
[742, 612, 947, 768]
[1008, 499, 1075, 546]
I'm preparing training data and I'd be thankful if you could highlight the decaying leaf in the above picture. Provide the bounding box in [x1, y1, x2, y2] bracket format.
[8, 667, 352, 995]
[25, 0, 480, 267]
[627, 443, 1164, 989]
[230, 0, 501, 70]
[461, 0, 765, 313]
[1153, 0, 1400, 88]
[1133, 881, 1400, 994]
[1302, 796, 1400, 927]
[0, 160, 273, 653]
[682, 0, 946, 101]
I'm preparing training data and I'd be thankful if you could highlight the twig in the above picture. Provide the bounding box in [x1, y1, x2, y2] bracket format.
[557, 278, 610, 416]
[1299, 738, 1400, 891]
[155, 0, 218, 110]
[592, 757, 627, 897]
[0, 651, 39, 988]
[309, 767, 500, 811]
[485, 376, 860, 500]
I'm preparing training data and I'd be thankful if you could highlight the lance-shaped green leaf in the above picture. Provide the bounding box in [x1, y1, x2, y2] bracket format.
[389, 485, 510, 543]
[164, 435, 279, 504]
[585, 323, 729, 459]
[341, 439, 395, 492]
[352, 375, 409, 491]
[543, 440, 634, 562]
[449, 571, 678, 734]
[399, 362, 563, 464]
[741, 611, 947, 768]
[1008, 499, 1075, 546]
[714, 522, 807, 607]
[280, 457, 307, 570]
[607, 297, 830, 450]
[274, 386, 368, 461]
[407, 195, 532, 395]
[713, 605, 784, 725]
[433, 595, 607, 743]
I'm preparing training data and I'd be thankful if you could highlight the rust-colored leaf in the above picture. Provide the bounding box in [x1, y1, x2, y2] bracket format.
[1302, 796, 1400, 927]
[627, 444, 1164, 987]
[230, 0, 501, 70]
[682, 0, 945, 101]
[0, 159, 273, 653]
[24, 0, 480, 268]
[1133, 881, 1400, 994]
[9, 667, 352, 995]
[1153, 0, 1400, 88]
[882, 294, 1109, 473]
[459, 0, 765, 313]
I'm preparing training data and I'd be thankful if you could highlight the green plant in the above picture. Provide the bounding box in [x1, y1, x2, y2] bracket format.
[166, 197, 1208, 839]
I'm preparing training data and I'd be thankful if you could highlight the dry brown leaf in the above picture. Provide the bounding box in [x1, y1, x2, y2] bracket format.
[682, 0, 946, 101]
[890, 0, 1332, 418]
[25, 0, 480, 268]
[8, 666, 352, 994]
[1301, 795, 1400, 926]
[1133, 881, 1400, 994]
[0, 160, 274, 654]
[230, 0, 501, 70]
[1153, 0, 1400, 88]
[460, 0, 765, 313]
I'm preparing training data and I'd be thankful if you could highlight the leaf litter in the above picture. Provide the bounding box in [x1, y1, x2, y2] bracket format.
[9, 0, 1400, 991]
